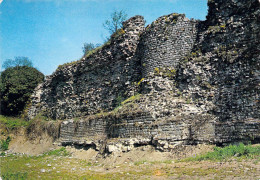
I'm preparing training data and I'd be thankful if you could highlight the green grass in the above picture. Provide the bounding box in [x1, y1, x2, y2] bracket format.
[1, 144, 259, 179]
[0, 153, 123, 179]
[182, 143, 260, 162]
[0, 115, 29, 131]
[134, 160, 148, 165]
[0, 136, 11, 151]
[1, 172, 28, 180]
[43, 147, 70, 157]
[121, 93, 141, 105]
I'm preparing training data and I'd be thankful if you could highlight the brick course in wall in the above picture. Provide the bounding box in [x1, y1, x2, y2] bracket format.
[28, 0, 260, 152]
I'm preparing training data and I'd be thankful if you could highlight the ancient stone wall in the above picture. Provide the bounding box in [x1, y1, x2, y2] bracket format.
[28, 0, 260, 151]
[176, 0, 260, 123]
[137, 14, 198, 76]
[59, 112, 216, 152]
[28, 16, 145, 120]
[215, 119, 260, 144]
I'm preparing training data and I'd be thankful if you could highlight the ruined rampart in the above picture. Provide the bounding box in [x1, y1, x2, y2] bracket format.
[28, 0, 260, 152]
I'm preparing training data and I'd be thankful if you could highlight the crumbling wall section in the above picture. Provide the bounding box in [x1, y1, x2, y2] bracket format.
[28, 0, 260, 151]
[28, 16, 145, 120]
[138, 14, 198, 76]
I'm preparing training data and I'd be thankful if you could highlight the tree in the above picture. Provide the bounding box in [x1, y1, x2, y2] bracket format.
[2, 57, 33, 69]
[82, 43, 101, 56]
[82, 43, 95, 56]
[103, 10, 127, 35]
[0, 64, 44, 116]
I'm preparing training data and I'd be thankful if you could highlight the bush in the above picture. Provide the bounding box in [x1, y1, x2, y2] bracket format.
[0, 66, 44, 116]
[0, 136, 11, 151]
[82, 43, 101, 56]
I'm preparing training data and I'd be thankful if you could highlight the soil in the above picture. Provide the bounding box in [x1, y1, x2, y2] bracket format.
[1, 128, 58, 155]
[64, 144, 215, 166]
[1, 129, 259, 179]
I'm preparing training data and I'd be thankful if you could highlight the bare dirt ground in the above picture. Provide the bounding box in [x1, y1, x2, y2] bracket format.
[1, 128, 58, 155]
[1, 129, 259, 179]
[63, 145, 260, 179]
[65, 144, 215, 165]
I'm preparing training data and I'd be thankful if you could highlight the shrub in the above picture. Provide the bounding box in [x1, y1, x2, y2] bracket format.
[0, 66, 44, 116]
[82, 43, 101, 56]
[0, 136, 11, 151]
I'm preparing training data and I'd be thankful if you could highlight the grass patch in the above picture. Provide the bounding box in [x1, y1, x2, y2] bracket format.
[26, 117, 61, 140]
[1, 172, 28, 180]
[1, 147, 259, 179]
[0, 154, 125, 179]
[0, 136, 11, 151]
[0, 115, 29, 132]
[43, 147, 70, 157]
[121, 93, 141, 105]
[134, 160, 148, 166]
[182, 143, 260, 161]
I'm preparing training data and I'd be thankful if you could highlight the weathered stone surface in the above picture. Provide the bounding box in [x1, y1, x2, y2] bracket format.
[28, 16, 145, 120]
[28, 0, 260, 152]
[138, 14, 198, 76]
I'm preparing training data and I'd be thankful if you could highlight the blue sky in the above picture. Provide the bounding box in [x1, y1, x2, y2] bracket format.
[0, 0, 208, 75]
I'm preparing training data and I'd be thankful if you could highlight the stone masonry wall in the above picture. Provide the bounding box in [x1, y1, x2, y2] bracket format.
[29, 0, 260, 151]
[176, 0, 260, 123]
[59, 112, 216, 152]
[137, 14, 198, 76]
[28, 16, 145, 120]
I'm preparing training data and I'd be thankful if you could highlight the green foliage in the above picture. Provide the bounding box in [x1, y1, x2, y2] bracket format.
[82, 43, 101, 56]
[183, 143, 260, 161]
[2, 57, 33, 69]
[0, 66, 44, 116]
[110, 28, 126, 39]
[0, 136, 11, 151]
[103, 10, 127, 35]
[84, 41, 110, 57]
[57, 41, 111, 70]
[121, 93, 141, 105]
[181, 48, 204, 63]
[137, 78, 145, 86]
[0, 116, 30, 131]
[1, 172, 28, 180]
[115, 94, 125, 107]
[43, 147, 70, 156]
[134, 160, 148, 165]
